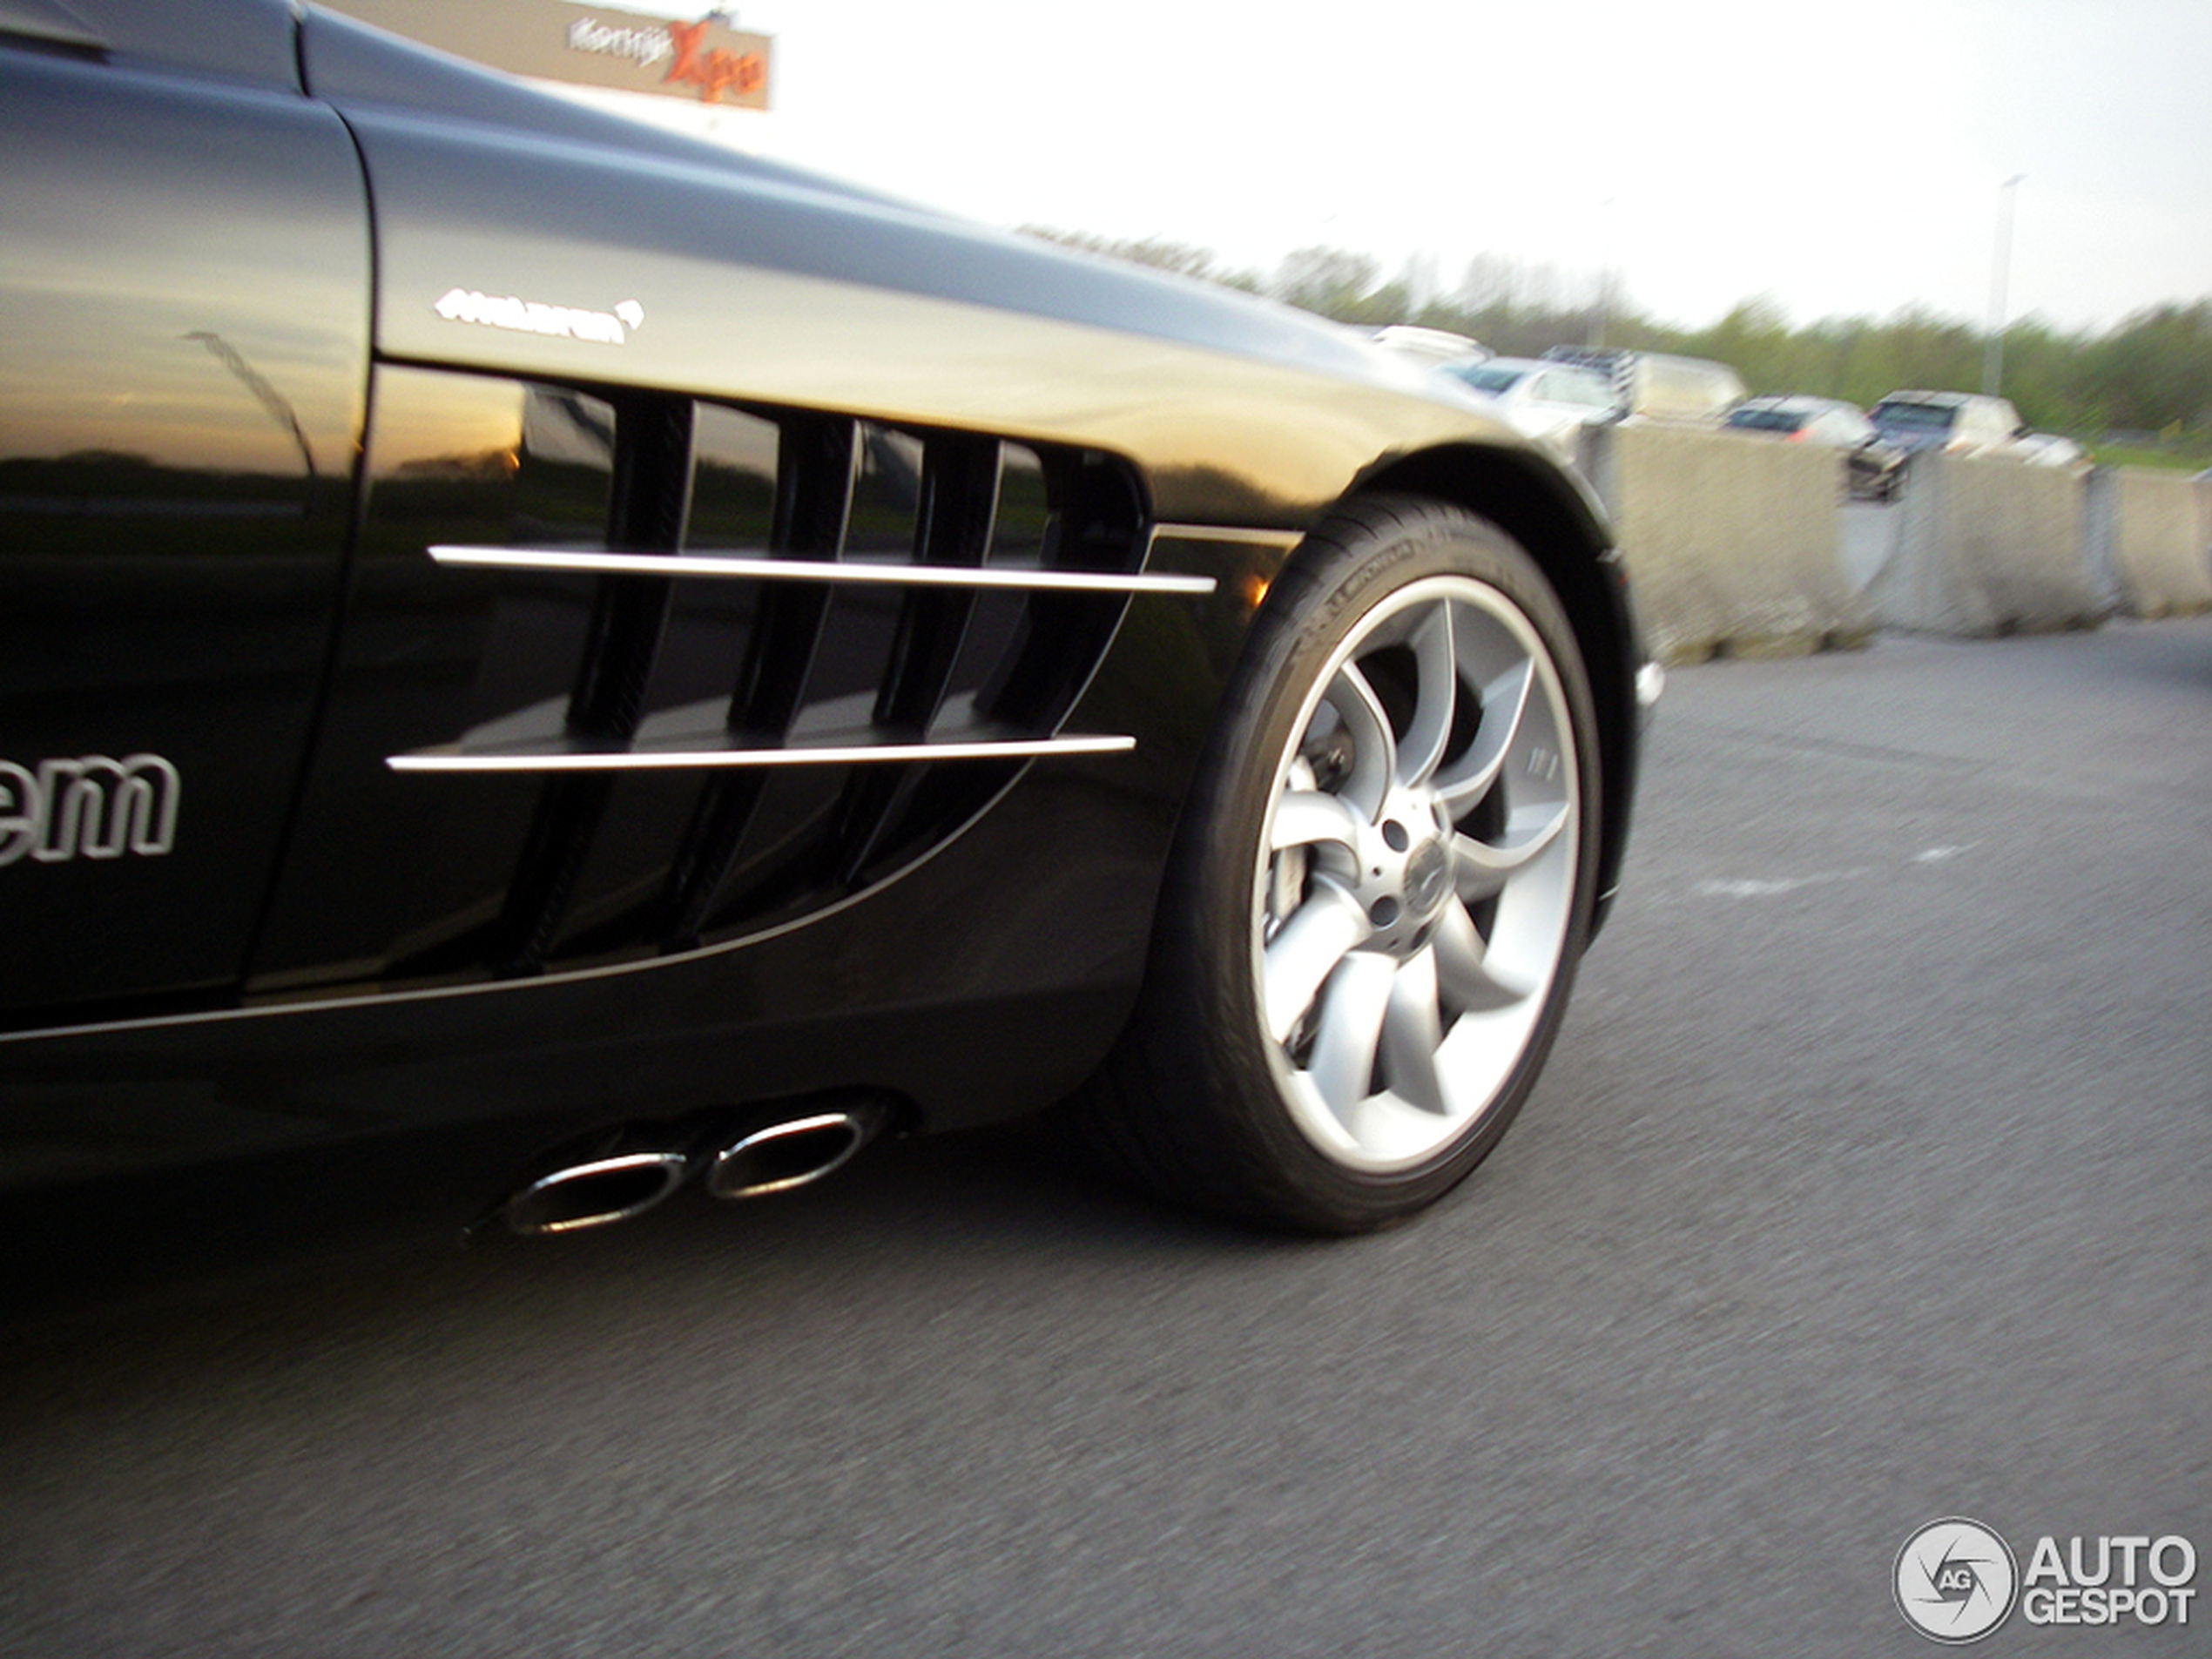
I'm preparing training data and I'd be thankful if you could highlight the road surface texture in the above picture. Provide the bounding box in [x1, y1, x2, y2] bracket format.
[3, 617, 2208, 1657]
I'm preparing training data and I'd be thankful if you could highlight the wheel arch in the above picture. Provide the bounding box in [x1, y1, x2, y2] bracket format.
[1347, 442, 1642, 928]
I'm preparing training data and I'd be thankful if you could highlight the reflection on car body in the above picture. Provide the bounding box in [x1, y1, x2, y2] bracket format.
[0, 0, 1644, 1291]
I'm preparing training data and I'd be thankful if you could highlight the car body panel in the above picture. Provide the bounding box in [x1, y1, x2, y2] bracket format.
[327, 137, 1518, 526]
[0, 48, 369, 1020]
[16, 0, 302, 85]
[0, 0, 1643, 1277]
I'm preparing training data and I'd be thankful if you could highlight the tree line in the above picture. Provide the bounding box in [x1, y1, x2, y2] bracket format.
[1023, 231, 2212, 448]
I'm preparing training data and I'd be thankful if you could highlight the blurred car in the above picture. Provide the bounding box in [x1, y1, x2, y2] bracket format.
[0, 0, 1648, 1284]
[1370, 324, 1490, 366]
[2006, 432, 2092, 471]
[1541, 348, 1747, 425]
[1869, 390, 2025, 456]
[1435, 356, 1621, 461]
[1723, 395, 1906, 500]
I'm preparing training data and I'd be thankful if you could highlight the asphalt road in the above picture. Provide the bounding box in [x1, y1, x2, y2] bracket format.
[3, 618, 2208, 1658]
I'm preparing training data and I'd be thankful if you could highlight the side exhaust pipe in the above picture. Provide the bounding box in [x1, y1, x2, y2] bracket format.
[705, 1103, 885, 1200]
[494, 1096, 894, 1236]
[499, 1150, 692, 1237]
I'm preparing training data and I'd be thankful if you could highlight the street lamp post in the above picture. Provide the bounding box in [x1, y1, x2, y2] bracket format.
[1588, 194, 1620, 349]
[1982, 173, 2025, 397]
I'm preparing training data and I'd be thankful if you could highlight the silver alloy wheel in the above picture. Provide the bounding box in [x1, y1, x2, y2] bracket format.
[1253, 573, 1581, 1172]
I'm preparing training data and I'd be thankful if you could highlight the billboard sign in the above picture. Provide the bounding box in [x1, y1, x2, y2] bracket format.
[320, 2, 772, 110]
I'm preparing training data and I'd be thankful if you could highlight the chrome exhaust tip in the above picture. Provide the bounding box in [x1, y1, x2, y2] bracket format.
[499, 1150, 693, 1237]
[704, 1105, 883, 1201]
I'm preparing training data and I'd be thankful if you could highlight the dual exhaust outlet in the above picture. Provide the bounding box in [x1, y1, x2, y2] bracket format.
[497, 1101, 887, 1238]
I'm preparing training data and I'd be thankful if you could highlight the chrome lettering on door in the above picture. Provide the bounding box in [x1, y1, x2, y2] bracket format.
[0, 755, 180, 866]
[433, 287, 644, 346]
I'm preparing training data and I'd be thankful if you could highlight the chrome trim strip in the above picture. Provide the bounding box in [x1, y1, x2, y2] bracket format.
[388, 733, 1136, 773]
[1149, 523, 1306, 550]
[428, 545, 1216, 596]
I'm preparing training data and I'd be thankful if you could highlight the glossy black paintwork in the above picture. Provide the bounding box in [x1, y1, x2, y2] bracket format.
[247, 364, 1164, 999]
[298, 8, 1397, 397]
[7, 0, 300, 86]
[248, 371, 619, 992]
[0, 46, 368, 1020]
[0, 0, 1641, 1271]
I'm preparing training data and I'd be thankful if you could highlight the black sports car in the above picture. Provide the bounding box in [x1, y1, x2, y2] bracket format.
[0, 0, 1645, 1287]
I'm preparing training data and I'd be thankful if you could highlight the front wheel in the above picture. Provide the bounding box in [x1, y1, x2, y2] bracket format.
[1085, 496, 1601, 1231]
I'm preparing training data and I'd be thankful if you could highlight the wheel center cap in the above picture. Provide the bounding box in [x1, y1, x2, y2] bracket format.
[1405, 839, 1452, 918]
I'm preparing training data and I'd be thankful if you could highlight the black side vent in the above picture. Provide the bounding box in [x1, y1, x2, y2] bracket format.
[385, 392, 1205, 978]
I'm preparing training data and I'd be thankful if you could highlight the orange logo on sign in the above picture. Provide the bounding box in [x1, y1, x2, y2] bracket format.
[664, 20, 764, 104]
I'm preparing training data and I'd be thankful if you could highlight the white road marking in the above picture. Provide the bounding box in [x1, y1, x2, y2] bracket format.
[1912, 843, 1979, 864]
[1695, 871, 1866, 900]
[1693, 844, 1979, 900]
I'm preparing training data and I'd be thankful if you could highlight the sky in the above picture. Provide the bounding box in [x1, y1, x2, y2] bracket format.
[570, 0, 2212, 334]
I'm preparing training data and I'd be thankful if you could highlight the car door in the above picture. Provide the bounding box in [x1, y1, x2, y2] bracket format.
[0, 8, 370, 1028]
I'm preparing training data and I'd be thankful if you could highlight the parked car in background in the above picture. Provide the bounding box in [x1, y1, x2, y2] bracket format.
[2007, 432, 2091, 471]
[1370, 324, 1489, 366]
[1434, 355, 1619, 462]
[1541, 347, 1747, 426]
[0, 0, 1648, 1292]
[1869, 390, 2025, 457]
[1723, 395, 1906, 500]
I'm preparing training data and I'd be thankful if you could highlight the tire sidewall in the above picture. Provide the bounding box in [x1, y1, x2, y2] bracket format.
[1170, 499, 1602, 1228]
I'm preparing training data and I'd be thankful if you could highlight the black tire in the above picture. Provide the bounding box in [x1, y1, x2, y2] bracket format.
[1084, 495, 1602, 1232]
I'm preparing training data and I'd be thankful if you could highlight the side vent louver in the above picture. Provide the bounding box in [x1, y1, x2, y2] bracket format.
[384, 393, 1208, 977]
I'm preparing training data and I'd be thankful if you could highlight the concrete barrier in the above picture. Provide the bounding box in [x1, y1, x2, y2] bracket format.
[1864, 451, 2102, 637]
[1581, 424, 1871, 665]
[2086, 466, 2212, 617]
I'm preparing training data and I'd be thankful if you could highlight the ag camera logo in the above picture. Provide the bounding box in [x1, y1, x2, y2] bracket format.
[1895, 1519, 2019, 1643]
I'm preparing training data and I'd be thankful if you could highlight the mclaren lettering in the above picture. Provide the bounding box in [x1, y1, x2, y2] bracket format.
[433, 288, 642, 347]
[0, 755, 180, 866]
